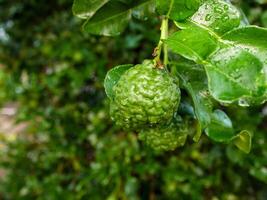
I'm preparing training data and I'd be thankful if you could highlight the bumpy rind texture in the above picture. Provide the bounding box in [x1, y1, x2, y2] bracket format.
[138, 122, 188, 151]
[110, 60, 180, 130]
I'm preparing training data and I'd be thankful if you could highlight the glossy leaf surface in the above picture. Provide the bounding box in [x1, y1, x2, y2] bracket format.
[174, 61, 212, 127]
[168, 16, 267, 106]
[206, 46, 266, 105]
[156, 0, 200, 21]
[74, 0, 154, 36]
[166, 23, 218, 62]
[72, 0, 110, 19]
[173, 61, 213, 141]
[83, 1, 131, 36]
[205, 109, 235, 142]
[191, 0, 241, 34]
[223, 26, 267, 77]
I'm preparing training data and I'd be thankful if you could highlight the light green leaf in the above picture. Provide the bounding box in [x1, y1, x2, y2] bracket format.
[233, 130, 252, 154]
[72, 0, 110, 19]
[104, 64, 133, 99]
[156, 0, 201, 21]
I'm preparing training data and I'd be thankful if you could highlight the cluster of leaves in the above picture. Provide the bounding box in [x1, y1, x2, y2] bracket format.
[73, 0, 267, 153]
[0, 0, 267, 199]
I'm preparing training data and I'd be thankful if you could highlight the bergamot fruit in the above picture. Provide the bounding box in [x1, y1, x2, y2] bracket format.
[110, 60, 180, 130]
[138, 121, 188, 151]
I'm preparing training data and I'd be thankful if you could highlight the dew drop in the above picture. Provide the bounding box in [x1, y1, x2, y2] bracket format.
[205, 14, 212, 21]
[214, 6, 223, 14]
[238, 99, 250, 107]
[222, 15, 229, 22]
[224, 4, 229, 11]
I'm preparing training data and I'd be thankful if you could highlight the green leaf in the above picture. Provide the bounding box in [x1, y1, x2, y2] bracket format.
[206, 46, 266, 105]
[222, 26, 267, 49]
[174, 61, 212, 126]
[77, 0, 154, 36]
[83, 1, 131, 36]
[72, 0, 110, 19]
[166, 23, 218, 62]
[132, 0, 155, 20]
[168, 22, 267, 105]
[250, 167, 267, 184]
[156, 0, 201, 21]
[205, 109, 235, 143]
[220, 26, 267, 105]
[190, 0, 241, 35]
[104, 64, 133, 99]
[233, 130, 252, 154]
[262, 11, 267, 27]
[222, 26, 267, 67]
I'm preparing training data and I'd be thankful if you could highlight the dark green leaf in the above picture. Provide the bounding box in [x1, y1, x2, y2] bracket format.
[173, 61, 213, 141]
[156, 0, 200, 21]
[83, 1, 131, 36]
[104, 64, 133, 99]
[249, 167, 267, 184]
[132, 0, 155, 20]
[72, 0, 110, 19]
[174, 62, 212, 126]
[80, 0, 154, 36]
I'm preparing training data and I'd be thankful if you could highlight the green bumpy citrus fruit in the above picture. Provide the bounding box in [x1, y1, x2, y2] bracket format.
[138, 121, 187, 151]
[110, 60, 180, 130]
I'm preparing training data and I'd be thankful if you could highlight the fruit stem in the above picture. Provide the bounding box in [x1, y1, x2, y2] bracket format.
[153, 17, 169, 68]
[161, 17, 169, 66]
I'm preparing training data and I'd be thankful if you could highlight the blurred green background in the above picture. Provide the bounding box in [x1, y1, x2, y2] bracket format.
[0, 0, 267, 199]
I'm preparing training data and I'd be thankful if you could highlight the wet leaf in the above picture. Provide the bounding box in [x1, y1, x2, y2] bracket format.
[156, 0, 201, 21]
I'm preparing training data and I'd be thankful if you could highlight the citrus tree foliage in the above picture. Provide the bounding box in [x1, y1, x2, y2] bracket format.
[73, 0, 267, 153]
[0, 0, 267, 199]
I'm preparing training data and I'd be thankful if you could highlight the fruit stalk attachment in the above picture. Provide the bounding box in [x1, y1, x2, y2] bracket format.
[153, 17, 169, 68]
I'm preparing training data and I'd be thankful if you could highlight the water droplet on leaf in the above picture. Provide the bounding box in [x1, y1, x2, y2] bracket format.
[214, 6, 223, 14]
[222, 15, 229, 22]
[224, 4, 229, 11]
[238, 99, 250, 107]
[205, 14, 212, 21]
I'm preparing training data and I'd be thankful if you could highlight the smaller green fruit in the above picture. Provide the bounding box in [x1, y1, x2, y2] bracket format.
[138, 121, 187, 151]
